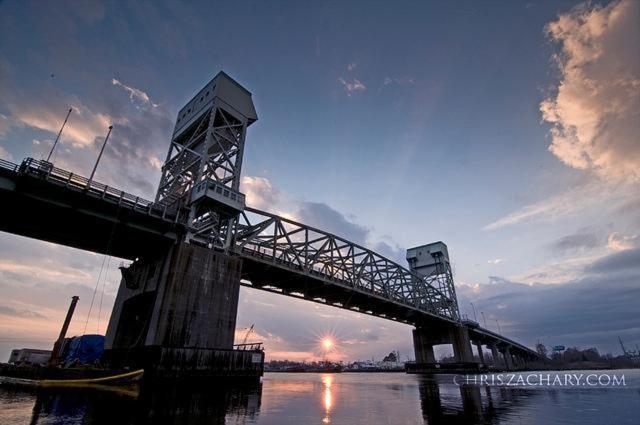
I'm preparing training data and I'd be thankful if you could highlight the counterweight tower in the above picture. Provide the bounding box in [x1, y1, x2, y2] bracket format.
[155, 71, 258, 250]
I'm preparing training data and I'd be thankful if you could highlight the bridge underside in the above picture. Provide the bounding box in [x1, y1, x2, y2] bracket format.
[0, 166, 182, 260]
[240, 256, 449, 327]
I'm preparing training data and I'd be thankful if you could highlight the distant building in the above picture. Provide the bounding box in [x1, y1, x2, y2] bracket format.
[8, 348, 51, 365]
[350, 361, 378, 370]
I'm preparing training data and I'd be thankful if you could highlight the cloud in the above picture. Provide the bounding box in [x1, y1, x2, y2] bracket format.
[338, 77, 366, 95]
[587, 246, 640, 275]
[0, 305, 47, 319]
[540, 0, 640, 181]
[0, 234, 120, 360]
[487, 259, 503, 265]
[606, 232, 637, 251]
[483, 179, 632, 230]
[296, 202, 369, 244]
[551, 228, 600, 253]
[487, 1, 640, 231]
[0, 58, 172, 197]
[0, 113, 12, 138]
[383, 77, 415, 86]
[459, 248, 640, 353]
[112, 78, 158, 108]
[240, 175, 406, 262]
[241, 176, 282, 210]
[0, 145, 13, 161]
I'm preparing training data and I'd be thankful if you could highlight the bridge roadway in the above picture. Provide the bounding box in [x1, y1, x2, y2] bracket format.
[0, 157, 538, 359]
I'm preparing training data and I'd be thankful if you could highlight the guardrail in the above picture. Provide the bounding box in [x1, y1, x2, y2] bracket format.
[233, 342, 264, 351]
[0, 158, 19, 173]
[4, 157, 187, 225]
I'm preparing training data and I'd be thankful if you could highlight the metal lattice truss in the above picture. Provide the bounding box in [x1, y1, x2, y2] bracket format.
[156, 107, 247, 204]
[156, 104, 248, 249]
[233, 207, 460, 320]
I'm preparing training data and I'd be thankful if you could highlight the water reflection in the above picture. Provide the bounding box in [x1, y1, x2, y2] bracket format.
[418, 375, 538, 424]
[23, 381, 263, 424]
[1, 370, 637, 424]
[322, 374, 333, 423]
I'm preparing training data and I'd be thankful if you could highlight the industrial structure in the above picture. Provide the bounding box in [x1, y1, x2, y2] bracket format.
[0, 72, 540, 378]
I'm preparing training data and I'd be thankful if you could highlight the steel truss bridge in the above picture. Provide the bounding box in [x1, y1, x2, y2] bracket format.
[0, 157, 459, 327]
[0, 157, 539, 357]
[235, 207, 459, 321]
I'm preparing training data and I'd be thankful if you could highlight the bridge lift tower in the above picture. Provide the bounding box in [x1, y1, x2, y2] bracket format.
[155, 71, 257, 250]
[104, 72, 261, 378]
[406, 241, 458, 318]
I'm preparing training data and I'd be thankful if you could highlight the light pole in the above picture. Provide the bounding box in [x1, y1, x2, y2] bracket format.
[481, 311, 487, 328]
[469, 302, 477, 321]
[46, 108, 72, 162]
[88, 125, 113, 187]
[495, 319, 502, 333]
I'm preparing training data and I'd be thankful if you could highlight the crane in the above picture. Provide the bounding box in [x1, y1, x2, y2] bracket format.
[242, 324, 255, 345]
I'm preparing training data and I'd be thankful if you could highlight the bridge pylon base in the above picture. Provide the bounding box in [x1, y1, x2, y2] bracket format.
[411, 323, 476, 371]
[103, 242, 261, 379]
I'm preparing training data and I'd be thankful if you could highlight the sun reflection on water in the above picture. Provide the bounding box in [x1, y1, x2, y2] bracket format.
[322, 374, 333, 423]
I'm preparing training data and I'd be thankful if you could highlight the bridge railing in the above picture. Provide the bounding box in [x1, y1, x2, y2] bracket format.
[234, 207, 459, 321]
[13, 158, 187, 224]
[0, 158, 19, 173]
[233, 342, 264, 351]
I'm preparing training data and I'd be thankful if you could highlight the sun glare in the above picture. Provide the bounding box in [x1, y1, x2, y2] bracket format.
[322, 338, 334, 350]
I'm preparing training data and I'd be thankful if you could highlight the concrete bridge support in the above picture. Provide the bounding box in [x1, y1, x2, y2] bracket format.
[104, 242, 263, 379]
[501, 346, 514, 370]
[475, 341, 485, 366]
[450, 325, 474, 363]
[412, 324, 475, 365]
[412, 327, 441, 363]
[489, 345, 501, 367]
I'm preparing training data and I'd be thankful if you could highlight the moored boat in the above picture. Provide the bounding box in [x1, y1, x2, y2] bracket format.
[0, 365, 144, 388]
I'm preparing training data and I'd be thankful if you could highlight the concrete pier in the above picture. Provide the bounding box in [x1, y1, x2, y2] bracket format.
[104, 242, 263, 380]
[475, 341, 485, 365]
[501, 346, 514, 370]
[489, 345, 501, 367]
[450, 325, 474, 363]
[409, 323, 478, 373]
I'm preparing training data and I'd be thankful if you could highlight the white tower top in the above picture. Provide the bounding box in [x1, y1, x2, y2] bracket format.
[173, 71, 257, 139]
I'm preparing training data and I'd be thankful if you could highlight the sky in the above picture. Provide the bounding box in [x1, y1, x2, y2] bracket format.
[0, 0, 638, 362]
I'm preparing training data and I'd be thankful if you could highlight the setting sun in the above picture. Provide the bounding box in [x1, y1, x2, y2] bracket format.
[322, 338, 334, 350]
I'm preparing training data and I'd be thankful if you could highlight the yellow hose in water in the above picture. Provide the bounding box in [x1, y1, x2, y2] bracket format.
[38, 369, 144, 387]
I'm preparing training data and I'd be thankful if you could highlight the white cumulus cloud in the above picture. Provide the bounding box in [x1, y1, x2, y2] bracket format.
[540, 0, 640, 181]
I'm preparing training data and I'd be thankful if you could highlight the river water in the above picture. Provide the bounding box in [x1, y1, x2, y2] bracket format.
[1, 370, 639, 424]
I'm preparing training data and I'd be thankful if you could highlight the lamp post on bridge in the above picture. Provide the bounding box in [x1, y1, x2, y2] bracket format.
[46, 108, 72, 163]
[481, 311, 487, 328]
[469, 302, 477, 322]
[495, 319, 502, 333]
[88, 125, 113, 187]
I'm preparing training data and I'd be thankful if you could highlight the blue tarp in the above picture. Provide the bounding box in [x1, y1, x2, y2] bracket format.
[61, 334, 105, 365]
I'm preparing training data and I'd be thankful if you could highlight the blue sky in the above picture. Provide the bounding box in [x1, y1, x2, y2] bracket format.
[0, 0, 638, 361]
